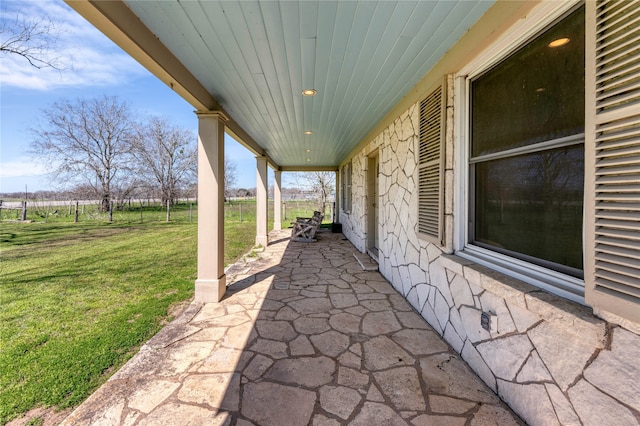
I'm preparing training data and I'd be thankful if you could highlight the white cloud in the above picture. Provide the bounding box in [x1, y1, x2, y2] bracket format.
[0, 157, 47, 178]
[0, 0, 147, 90]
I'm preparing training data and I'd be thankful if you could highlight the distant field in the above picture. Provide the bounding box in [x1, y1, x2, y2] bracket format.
[0, 198, 331, 225]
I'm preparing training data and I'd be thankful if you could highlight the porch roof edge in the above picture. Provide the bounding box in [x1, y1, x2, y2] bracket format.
[65, 0, 280, 170]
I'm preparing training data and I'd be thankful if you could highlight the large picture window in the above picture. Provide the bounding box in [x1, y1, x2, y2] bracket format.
[469, 6, 585, 278]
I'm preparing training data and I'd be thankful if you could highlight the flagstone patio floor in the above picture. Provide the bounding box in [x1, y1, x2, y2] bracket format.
[62, 229, 523, 426]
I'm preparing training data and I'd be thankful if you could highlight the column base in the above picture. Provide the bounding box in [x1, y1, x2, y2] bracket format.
[195, 276, 227, 303]
[256, 235, 269, 247]
[273, 223, 282, 231]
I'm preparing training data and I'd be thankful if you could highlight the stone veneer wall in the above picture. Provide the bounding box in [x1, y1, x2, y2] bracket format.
[339, 84, 640, 425]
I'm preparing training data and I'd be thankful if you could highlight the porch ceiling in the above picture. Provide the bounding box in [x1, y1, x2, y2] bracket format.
[70, 0, 494, 169]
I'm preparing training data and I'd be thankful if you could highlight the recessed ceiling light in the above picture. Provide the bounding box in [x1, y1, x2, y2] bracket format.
[302, 89, 317, 96]
[304, 131, 313, 135]
[306, 149, 312, 152]
[548, 38, 570, 48]
[306, 158, 311, 162]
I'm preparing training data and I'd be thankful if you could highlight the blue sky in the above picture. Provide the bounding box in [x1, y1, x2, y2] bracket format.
[0, 0, 262, 194]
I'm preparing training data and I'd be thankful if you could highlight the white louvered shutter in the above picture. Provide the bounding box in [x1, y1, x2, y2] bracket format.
[585, 0, 640, 323]
[418, 83, 445, 245]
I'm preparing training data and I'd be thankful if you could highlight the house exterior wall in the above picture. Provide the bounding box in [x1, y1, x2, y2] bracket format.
[339, 12, 640, 425]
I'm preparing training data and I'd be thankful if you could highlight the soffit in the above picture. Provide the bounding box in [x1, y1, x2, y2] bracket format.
[123, 0, 494, 168]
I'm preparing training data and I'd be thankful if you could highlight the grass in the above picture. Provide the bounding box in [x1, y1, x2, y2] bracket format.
[0, 200, 325, 424]
[0, 221, 197, 424]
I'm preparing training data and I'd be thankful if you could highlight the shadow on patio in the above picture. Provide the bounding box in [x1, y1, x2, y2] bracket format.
[62, 229, 524, 425]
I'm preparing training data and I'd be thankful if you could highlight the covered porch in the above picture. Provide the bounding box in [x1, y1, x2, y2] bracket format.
[64, 1, 640, 424]
[64, 0, 504, 304]
[61, 228, 522, 425]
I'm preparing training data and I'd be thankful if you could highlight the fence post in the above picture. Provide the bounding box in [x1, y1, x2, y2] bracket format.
[22, 201, 27, 221]
[109, 201, 113, 222]
[239, 203, 243, 222]
[74, 200, 79, 223]
[283, 202, 287, 221]
[68, 202, 72, 215]
[190, 203, 193, 223]
[166, 200, 171, 222]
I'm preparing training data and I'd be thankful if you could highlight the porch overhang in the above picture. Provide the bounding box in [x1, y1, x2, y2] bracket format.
[65, 0, 279, 170]
[64, 0, 501, 170]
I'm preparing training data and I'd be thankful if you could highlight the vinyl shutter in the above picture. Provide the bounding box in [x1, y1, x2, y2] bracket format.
[417, 82, 446, 245]
[585, 0, 640, 323]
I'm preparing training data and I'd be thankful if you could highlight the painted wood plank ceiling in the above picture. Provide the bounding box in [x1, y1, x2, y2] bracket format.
[123, 0, 494, 168]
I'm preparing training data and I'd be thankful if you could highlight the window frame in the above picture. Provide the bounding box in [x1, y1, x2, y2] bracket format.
[453, 0, 586, 304]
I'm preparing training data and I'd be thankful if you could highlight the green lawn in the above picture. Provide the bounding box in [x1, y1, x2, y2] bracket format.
[0, 207, 229, 424]
[0, 199, 325, 424]
[0, 221, 198, 424]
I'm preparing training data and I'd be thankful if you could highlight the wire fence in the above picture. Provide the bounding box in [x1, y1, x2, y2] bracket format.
[0, 199, 331, 226]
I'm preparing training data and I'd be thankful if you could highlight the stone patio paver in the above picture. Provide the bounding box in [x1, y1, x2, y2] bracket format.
[61, 229, 523, 425]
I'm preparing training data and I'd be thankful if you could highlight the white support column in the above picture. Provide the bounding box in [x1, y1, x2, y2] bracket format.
[256, 156, 269, 247]
[195, 112, 227, 303]
[273, 170, 282, 231]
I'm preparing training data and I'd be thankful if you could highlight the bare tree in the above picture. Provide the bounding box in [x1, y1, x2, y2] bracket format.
[130, 116, 196, 206]
[30, 96, 135, 211]
[225, 155, 238, 200]
[293, 171, 336, 216]
[1, 14, 62, 69]
[182, 152, 241, 201]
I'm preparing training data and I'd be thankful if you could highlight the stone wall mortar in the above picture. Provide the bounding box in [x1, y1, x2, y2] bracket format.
[339, 96, 640, 425]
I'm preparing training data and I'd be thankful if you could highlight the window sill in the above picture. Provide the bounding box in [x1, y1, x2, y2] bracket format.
[440, 254, 607, 349]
